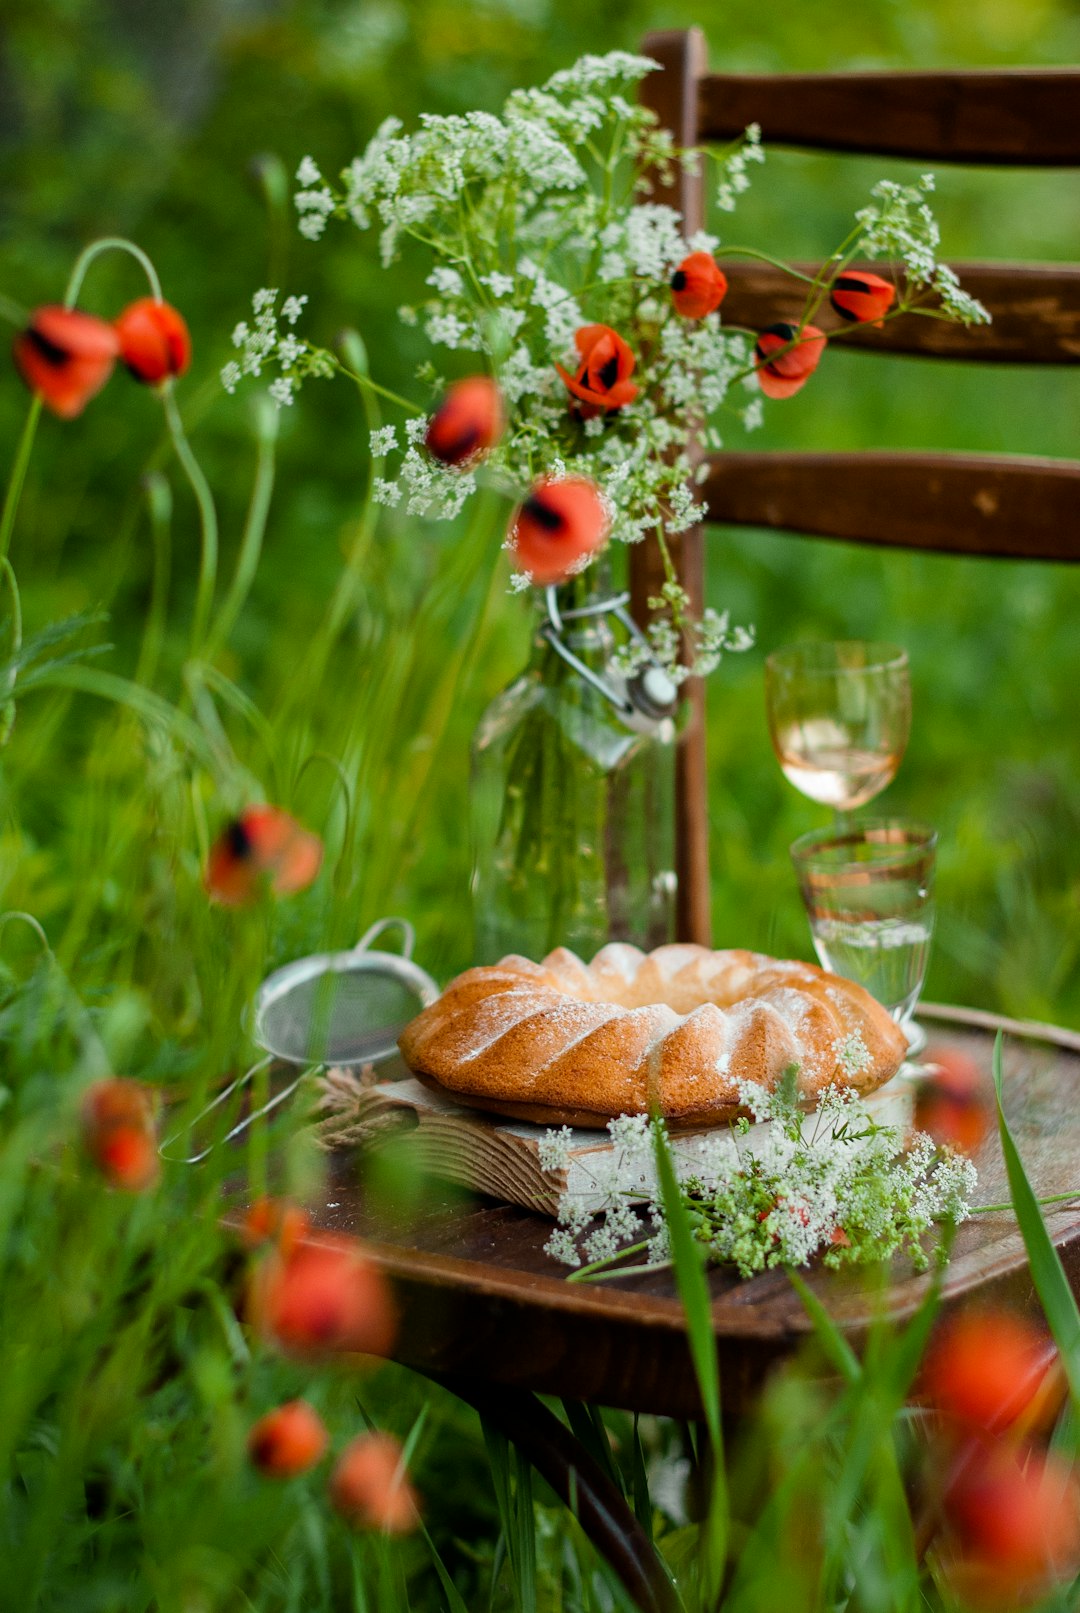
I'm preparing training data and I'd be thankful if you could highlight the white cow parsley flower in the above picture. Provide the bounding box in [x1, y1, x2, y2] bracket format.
[220, 288, 334, 406]
[545, 1071, 976, 1280]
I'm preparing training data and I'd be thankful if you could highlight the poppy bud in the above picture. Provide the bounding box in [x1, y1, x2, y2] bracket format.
[920, 1308, 1057, 1434]
[81, 1077, 160, 1191]
[330, 1433, 420, 1533]
[670, 252, 728, 319]
[241, 1195, 311, 1255]
[114, 298, 191, 384]
[509, 476, 610, 587]
[205, 806, 322, 906]
[249, 1231, 397, 1359]
[248, 1400, 328, 1477]
[13, 306, 120, 419]
[829, 270, 895, 327]
[914, 1047, 993, 1155]
[941, 1443, 1080, 1607]
[425, 376, 504, 466]
[753, 323, 827, 400]
[555, 324, 638, 418]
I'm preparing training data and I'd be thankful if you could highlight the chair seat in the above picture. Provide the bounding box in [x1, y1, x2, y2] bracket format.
[308, 1006, 1080, 1419]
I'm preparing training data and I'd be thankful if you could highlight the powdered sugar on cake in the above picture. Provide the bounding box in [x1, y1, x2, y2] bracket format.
[397, 942, 909, 1127]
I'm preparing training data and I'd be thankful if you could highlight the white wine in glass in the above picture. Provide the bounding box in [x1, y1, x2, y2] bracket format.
[765, 642, 911, 816]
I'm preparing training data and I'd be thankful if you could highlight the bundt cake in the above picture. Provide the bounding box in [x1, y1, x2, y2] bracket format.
[398, 943, 908, 1129]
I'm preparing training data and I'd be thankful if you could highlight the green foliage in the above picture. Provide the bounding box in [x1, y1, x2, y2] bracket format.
[2, 1, 1080, 1607]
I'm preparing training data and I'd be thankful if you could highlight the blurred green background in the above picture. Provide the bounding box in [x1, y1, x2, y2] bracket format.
[2, 0, 1079, 1022]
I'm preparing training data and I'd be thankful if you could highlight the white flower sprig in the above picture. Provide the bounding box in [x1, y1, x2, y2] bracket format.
[220, 288, 333, 408]
[855, 175, 990, 325]
[544, 1068, 976, 1279]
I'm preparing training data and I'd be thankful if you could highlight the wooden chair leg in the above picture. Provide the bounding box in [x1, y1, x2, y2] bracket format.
[436, 1376, 681, 1613]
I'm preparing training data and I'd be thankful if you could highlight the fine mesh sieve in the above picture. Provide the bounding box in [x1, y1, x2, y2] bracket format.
[164, 918, 439, 1163]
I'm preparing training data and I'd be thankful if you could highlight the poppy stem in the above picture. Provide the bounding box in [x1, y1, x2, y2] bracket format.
[336, 366, 424, 416]
[202, 396, 278, 662]
[133, 473, 172, 687]
[63, 237, 162, 309]
[161, 385, 219, 657]
[565, 1239, 652, 1281]
[0, 397, 43, 567]
[0, 557, 20, 742]
[719, 247, 817, 284]
[971, 1191, 1080, 1214]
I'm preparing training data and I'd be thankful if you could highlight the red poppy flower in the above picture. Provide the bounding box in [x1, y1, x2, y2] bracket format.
[205, 807, 322, 906]
[829, 270, 895, 328]
[508, 476, 610, 587]
[914, 1047, 993, 1155]
[425, 376, 504, 466]
[940, 1442, 1080, 1607]
[753, 322, 827, 400]
[249, 1230, 397, 1359]
[555, 324, 638, 417]
[81, 1077, 160, 1191]
[330, 1433, 420, 1533]
[248, 1400, 328, 1477]
[670, 252, 728, 319]
[920, 1308, 1058, 1435]
[114, 297, 191, 384]
[241, 1196, 311, 1256]
[13, 306, 120, 419]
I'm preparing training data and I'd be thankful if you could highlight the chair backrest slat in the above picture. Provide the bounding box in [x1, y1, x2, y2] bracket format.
[632, 30, 1080, 948]
[699, 70, 1080, 165]
[702, 451, 1080, 561]
[723, 260, 1080, 364]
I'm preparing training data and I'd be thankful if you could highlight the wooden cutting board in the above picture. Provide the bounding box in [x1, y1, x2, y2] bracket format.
[323, 1073, 915, 1218]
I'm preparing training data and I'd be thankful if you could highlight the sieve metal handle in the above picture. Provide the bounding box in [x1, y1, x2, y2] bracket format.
[159, 1053, 319, 1165]
[354, 916, 415, 960]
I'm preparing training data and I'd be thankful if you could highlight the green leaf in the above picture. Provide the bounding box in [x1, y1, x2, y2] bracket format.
[993, 1031, 1080, 1408]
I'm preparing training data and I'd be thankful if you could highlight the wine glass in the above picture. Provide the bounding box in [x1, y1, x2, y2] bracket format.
[791, 819, 936, 1056]
[765, 641, 911, 820]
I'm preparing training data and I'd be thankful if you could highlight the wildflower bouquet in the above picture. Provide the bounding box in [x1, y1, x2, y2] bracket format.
[230, 50, 987, 680]
[219, 51, 990, 956]
[542, 1069, 977, 1280]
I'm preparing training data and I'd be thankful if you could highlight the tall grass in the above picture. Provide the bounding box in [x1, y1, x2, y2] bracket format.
[3, 0, 1080, 1598]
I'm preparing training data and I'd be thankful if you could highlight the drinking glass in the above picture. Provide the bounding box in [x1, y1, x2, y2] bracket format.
[791, 819, 936, 1055]
[765, 641, 911, 817]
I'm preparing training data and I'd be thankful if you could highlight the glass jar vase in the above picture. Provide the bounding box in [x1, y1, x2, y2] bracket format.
[470, 571, 678, 963]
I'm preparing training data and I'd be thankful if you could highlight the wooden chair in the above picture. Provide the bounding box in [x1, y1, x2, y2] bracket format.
[632, 29, 1080, 946]
[310, 39, 1080, 1612]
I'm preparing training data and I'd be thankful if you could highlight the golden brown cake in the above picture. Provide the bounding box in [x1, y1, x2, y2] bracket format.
[398, 943, 909, 1129]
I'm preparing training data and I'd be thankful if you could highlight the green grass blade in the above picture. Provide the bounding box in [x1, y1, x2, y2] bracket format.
[419, 1521, 471, 1613]
[993, 1031, 1080, 1407]
[630, 1413, 653, 1542]
[787, 1269, 861, 1387]
[651, 1125, 721, 1447]
[651, 1120, 727, 1604]
[561, 1400, 623, 1496]
[510, 1446, 537, 1613]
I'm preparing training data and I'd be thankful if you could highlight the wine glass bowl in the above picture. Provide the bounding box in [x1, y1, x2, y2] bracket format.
[765, 641, 911, 814]
[791, 818, 937, 1055]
